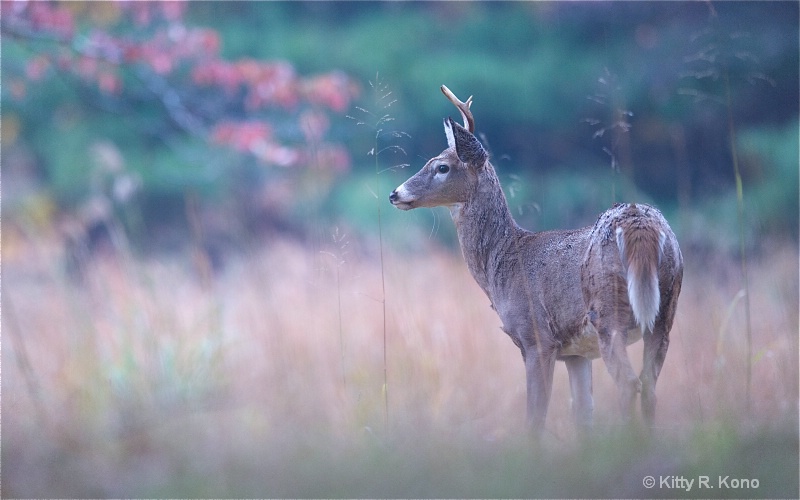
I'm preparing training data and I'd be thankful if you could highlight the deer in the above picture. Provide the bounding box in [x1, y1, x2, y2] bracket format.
[389, 85, 683, 434]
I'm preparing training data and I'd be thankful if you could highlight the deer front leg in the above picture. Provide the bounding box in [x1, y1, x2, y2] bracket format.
[523, 347, 556, 433]
[565, 355, 594, 430]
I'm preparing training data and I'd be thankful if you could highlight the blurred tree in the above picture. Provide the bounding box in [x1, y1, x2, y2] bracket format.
[3, 1, 797, 251]
[190, 2, 796, 204]
[2, 0, 358, 248]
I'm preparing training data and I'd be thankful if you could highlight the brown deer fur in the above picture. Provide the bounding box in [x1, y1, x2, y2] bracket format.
[389, 86, 683, 432]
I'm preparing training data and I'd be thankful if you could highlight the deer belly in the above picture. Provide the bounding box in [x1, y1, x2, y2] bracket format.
[557, 326, 643, 360]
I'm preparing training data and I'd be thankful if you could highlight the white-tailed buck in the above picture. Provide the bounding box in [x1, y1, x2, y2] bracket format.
[390, 85, 683, 432]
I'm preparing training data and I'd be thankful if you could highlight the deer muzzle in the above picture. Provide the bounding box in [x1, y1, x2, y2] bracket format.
[389, 184, 415, 210]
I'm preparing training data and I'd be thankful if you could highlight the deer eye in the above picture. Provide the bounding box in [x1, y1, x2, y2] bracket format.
[436, 164, 450, 174]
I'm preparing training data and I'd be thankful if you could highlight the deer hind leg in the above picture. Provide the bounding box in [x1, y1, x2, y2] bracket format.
[641, 319, 670, 427]
[588, 314, 641, 421]
[565, 356, 594, 430]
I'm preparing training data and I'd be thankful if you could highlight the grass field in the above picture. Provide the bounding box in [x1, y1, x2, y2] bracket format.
[2, 228, 798, 498]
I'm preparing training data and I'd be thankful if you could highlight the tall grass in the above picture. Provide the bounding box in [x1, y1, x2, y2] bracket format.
[2, 226, 797, 497]
[348, 73, 410, 429]
[584, 67, 634, 204]
[681, 7, 777, 411]
[322, 226, 349, 389]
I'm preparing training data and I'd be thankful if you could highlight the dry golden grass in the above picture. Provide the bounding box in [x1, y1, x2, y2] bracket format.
[2, 230, 798, 497]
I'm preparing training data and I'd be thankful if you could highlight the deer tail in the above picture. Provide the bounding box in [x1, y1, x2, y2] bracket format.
[615, 220, 665, 333]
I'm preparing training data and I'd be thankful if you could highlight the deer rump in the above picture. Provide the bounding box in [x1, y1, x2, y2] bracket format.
[559, 202, 668, 360]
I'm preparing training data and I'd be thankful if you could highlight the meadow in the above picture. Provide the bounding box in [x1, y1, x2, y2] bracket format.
[2, 226, 798, 498]
[3, 2, 797, 497]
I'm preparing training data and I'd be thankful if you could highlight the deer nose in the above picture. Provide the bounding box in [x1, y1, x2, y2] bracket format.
[389, 190, 399, 204]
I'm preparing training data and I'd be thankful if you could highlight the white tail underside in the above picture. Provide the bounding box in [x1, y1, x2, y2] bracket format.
[627, 266, 660, 333]
[616, 227, 665, 333]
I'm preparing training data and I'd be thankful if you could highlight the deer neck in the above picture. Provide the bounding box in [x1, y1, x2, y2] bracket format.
[449, 164, 520, 296]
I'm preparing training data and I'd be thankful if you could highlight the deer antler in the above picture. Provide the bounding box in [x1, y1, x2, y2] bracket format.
[441, 85, 474, 133]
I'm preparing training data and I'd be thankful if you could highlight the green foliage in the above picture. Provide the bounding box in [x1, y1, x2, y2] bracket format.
[508, 166, 646, 231]
[3, 1, 798, 248]
[738, 121, 800, 237]
[684, 121, 800, 252]
[209, 1, 796, 234]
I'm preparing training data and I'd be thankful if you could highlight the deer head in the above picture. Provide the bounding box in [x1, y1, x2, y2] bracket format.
[389, 85, 488, 210]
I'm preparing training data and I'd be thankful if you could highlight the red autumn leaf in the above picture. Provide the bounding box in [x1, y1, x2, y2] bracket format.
[6, 0, 359, 173]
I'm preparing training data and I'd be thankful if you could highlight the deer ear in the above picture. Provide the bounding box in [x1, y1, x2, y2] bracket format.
[448, 117, 487, 167]
[444, 117, 456, 149]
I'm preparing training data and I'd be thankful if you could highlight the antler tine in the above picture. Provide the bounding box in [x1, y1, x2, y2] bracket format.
[441, 85, 475, 133]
